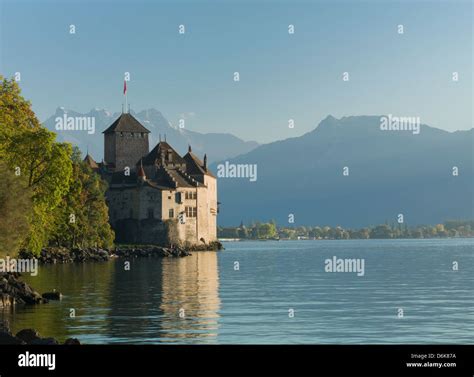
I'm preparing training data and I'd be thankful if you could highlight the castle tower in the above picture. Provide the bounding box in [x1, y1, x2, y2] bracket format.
[103, 113, 150, 171]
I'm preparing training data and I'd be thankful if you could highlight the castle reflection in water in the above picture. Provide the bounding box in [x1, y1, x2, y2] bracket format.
[4, 252, 221, 344]
[107, 252, 221, 344]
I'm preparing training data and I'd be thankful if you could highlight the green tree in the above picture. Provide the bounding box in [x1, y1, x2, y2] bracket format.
[258, 222, 277, 239]
[0, 77, 114, 253]
[51, 148, 114, 249]
[370, 224, 393, 239]
[0, 161, 32, 256]
[0, 77, 73, 254]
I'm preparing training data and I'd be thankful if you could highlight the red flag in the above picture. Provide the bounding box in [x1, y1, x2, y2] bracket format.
[123, 80, 127, 95]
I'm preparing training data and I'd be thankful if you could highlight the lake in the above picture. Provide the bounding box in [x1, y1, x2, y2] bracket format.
[2, 239, 473, 344]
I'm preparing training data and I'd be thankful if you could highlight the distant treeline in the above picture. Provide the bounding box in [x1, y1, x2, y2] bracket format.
[218, 220, 474, 240]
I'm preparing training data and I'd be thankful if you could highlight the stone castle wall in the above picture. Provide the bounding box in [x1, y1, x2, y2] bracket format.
[113, 218, 170, 245]
[105, 132, 149, 171]
[108, 183, 217, 247]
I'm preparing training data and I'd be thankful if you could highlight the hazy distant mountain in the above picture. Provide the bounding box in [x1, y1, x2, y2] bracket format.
[212, 115, 474, 227]
[43, 107, 259, 163]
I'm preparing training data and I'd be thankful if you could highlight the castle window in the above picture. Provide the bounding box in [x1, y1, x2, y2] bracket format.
[120, 132, 124, 137]
[169, 209, 174, 218]
[175, 192, 182, 204]
[147, 208, 154, 219]
[185, 191, 197, 200]
[185, 206, 197, 218]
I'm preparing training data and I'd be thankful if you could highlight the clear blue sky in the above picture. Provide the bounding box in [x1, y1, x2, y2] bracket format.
[0, 0, 472, 143]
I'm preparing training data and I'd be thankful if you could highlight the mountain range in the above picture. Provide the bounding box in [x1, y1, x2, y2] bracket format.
[44, 109, 473, 227]
[43, 107, 259, 163]
[211, 115, 474, 227]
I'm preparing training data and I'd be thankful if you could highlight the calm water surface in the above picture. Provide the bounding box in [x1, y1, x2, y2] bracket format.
[2, 239, 473, 344]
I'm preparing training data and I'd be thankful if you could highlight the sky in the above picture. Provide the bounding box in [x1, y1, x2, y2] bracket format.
[0, 0, 472, 143]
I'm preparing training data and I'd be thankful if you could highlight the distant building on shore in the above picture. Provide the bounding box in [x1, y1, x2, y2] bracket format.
[84, 112, 218, 247]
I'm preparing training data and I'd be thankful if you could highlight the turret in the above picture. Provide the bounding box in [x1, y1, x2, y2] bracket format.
[137, 159, 146, 183]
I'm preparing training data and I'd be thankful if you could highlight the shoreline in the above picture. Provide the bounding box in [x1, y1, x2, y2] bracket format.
[16, 241, 224, 265]
[219, 236, 474, 242]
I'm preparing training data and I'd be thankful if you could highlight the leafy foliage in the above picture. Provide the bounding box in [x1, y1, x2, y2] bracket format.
[219, 220, 474, 240]
[51, 148, 114, 249]
[0, 76, 115, 255]
[0, 161, 32, 256]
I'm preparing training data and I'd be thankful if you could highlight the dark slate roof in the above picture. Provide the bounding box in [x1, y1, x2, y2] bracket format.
[103, 113, 150, 134]
[183, 152, 216, 178]
[142, 141, 185, 166]
[153, 166, 176, 188]
[167, 168, 204, 188]
[107, 165, 204, 190]
[184, 152, 206, 175]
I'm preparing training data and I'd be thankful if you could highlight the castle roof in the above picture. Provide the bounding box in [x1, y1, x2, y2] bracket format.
[184, 151, 216, 178]
[83, 153, 99, 169]
[105, 141, 212, 190]
[142, 141, 185, 166]
[109, 170, 171, 191]
[103, 113, 150, 134]
[166, 168, 204, 188]
[109, 164, 204, 190]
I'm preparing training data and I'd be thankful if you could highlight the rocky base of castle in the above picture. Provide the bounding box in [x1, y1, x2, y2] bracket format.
[187, 240, 224, 251]
[113, 245, 191, 258]
[0, 320, 80, 345]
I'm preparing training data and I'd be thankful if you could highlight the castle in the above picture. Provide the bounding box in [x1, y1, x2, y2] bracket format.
[84, 112, 218, 247]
